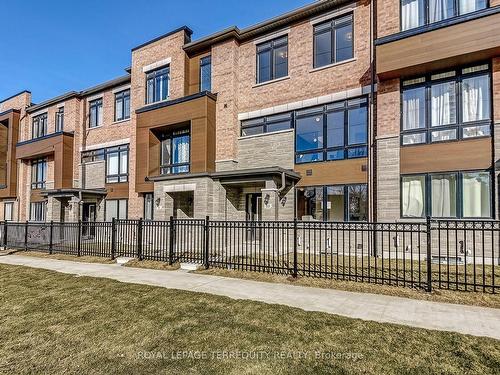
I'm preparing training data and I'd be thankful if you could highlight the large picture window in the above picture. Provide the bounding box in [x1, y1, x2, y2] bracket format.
[313, 14, 353, 69]
[30, 202, 47, 222]
[256, 36, 288, 84]
[296, 184, 367, 222]
[401, 64, 491, 146]
[106, 145, 128, 183]
[105, 199, 128, 221]
[146, 67, 169, 104]
[89, 98, 103, 128]
[401, 171, 491, 218]
[31, 158, 47, 189]
[199, 56, 212, 92]
[295, 97, 368, 164]
[401, 0, 487, 31]
[114, 89, 130, 121]
[32, 113, 47, 139]
[160, 129, 190, 175]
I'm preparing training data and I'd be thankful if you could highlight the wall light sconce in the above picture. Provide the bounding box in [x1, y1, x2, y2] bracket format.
[155, 198, 161, 208]
[280, 196, 287, 207]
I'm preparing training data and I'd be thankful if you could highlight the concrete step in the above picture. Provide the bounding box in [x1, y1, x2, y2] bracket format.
[116, 257, 134, 266]
[180, 262, 203, 271]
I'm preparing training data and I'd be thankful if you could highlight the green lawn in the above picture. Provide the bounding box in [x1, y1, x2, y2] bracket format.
[0, 264, 499, 374]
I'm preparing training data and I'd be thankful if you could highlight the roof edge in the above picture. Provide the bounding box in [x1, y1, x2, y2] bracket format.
[0, 90, 31, 104]
[132, 26, 193, 52]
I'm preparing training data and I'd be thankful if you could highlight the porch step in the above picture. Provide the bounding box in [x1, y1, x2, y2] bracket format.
[116, 257, 134, 266]
[180, 262, 203, 271]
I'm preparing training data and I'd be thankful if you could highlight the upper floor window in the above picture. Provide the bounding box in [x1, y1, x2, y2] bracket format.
[199, 56, 212, 92]
[30, 201, 47, 222]
[115, 90, 130, 121]
[89, 98, 103, 128]
[32, 113, 47, 139]
[295, 97, 368, 164]
[31, 158, 47, 189]
[401, 64, 491, 146]
[146, 67, 170, 104]
[106, 145, 129, 183]
[256, 36, 288, 84]
[55, 107, 64, 132]
[401, 0, 487, 31]
[160, 129, 190, 175]
[313, 14, 353, 69]
[241, 112, 293, 136]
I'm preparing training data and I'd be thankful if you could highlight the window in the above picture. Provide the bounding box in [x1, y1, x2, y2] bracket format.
[256, 36, 288, 84]
[89, 98, 103, 128]
[401, 171, 491, 218]
[114, 90, 130, 121]
[313, 14, 353, 69]
[146, 66, 170, 104]
[144, 193, 154, 220]
[105, 199, 127, 221]
[32, 113, 47, 139]
[30, 202, 46, 222]
[199, 56, 212, 92]
[106, 145, 128, 183]
[55, 107, 64, 132]
[4, 202, 13, 221]
[401, 0, 487, 31]
[241, 112, 293, 136]
[81, 149, 105, 163]
[401, 64, 491, 145]
[31, 159, 47, 189]
[160, 129, 190, 175]
[296, 184, 367, 221]
[295, 97, 368, 164]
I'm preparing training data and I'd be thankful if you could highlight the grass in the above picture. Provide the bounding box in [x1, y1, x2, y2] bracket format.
[124, 259, 180, 271]
[0, 264, 499, 374]
[15, 250, 115, 264]
[195, 268, 500, 309]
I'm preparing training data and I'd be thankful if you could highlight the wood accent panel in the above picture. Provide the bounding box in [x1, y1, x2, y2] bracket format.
[105, 182, 129, 199]
[187, 51, 210, 95]
[377, 13, 500, 79]
[0, 111, 20, 199]
[135, 95, 216, 192]
[30, 190, 45, 203]
[400, 138, 492, 174]
[294, 158, 368, 187]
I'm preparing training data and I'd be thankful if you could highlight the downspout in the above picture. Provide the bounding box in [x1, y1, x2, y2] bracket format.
[277, 171, 286, 194]
[369, 0, 376, 222]
[79, 99, 88, 219]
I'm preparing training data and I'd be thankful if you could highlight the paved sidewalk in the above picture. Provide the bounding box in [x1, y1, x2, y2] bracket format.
[1, 254, 499, 340]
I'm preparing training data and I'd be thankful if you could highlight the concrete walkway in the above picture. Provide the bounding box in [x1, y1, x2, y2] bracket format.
[1, 254, 499, 340]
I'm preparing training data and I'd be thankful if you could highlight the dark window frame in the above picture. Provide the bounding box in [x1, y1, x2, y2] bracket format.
[199, 55, 212, 92]
[30, 201, 47, 222]
[32, 113, 48, 139]
[31, 158, 47, 189]
[89, 98, 103, 128]
[55, 107, 64, 132]
[256, 36, 289, 84]
[400, 169, 494, 219]
[313, 13, 354, 69]
[159, 128, 191, 176]
[295, 97, 368, 164]
[240, 112, 293, 136]
[114, 89, 130, 121]
[105, 145, 129, 184]
[81, 149, 105, 163]
[105, 199, 128, 221]
[296, 183, 368, 222]
[146, 66, 170, 104]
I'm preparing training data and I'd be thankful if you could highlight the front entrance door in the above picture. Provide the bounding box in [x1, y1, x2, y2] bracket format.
[246, 193, 262, 241]
[82, 203, 96, 237]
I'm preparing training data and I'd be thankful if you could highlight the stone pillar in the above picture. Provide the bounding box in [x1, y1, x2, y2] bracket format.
[46, 196, 62, 222]
[376, 136, 400, 221]
[67, 197, 81, 222]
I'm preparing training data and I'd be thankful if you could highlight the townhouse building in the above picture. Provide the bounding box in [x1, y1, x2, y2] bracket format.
[0, 0, 499, 224]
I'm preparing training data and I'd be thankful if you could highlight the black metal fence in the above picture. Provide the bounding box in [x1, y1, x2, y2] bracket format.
[1, 218, 499, 293]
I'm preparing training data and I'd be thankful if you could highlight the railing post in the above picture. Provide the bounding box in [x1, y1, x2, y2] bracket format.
[293, 218, 298, 278]
[426, 216, 432, 292]
[77, 220, 82, 257]
[137, 218, 143, 261]
[49, 220, 54, 255]
[168, 216, 175, 265]
[2, 221, 7, 251]
[111, 218, 116, 260]
[204, 216, 210, 269]
[24, 220, 29, 251]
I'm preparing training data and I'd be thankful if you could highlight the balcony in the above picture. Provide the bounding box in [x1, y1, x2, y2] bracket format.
[135, 91, 217, 192]
[16, 131, 75, 190]
[376, 7, 500, 79]
[0, 109, 20, 198]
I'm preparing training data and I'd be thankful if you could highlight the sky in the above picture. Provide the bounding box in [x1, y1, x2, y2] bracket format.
[0, 0, 311, 104]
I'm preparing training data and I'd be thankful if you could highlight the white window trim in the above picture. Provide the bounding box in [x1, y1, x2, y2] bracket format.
[142, 57, 171, 73]
[253, 28, 290, 45]
[80, 138, 130, 152]
[87, 94, 104, 102]
[309, 5, 356, 25]
[112, 85, 131, 94]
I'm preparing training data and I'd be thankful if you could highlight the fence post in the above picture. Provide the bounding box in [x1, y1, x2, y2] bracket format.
[137, 218, 143, 261]
[204, 216, 210, 269]
[293, 218, 298, 278]
[2, 221, 7, 251]
[426, 216, 432, 292]
[77, 220, 82, 257]
[49, 220, 54, 255]
[24, 220, 29, 251]
[111, 218, 116, 260]
[168, 216, 175, 265]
